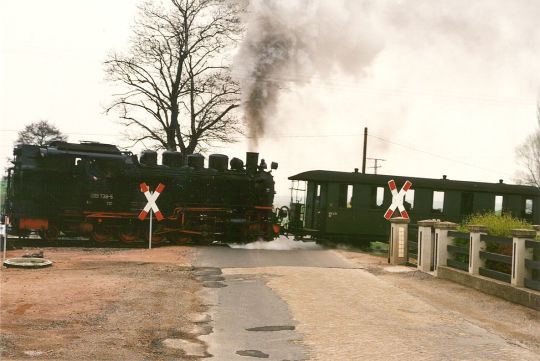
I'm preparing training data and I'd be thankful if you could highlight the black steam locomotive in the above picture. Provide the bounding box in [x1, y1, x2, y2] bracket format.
[3, 141, 278, 244]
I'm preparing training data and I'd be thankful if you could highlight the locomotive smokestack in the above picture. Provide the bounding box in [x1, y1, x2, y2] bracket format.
[246, 152, 259, 173]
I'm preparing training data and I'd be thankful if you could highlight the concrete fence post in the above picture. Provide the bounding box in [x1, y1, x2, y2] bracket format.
[417, 220, 437, 272]
[388, 217, 409, 265]
[532, 225, 540, 240]
[468, 225, 488, 275]
[511, 229, 536, 287]
[434, 221, 458, 276]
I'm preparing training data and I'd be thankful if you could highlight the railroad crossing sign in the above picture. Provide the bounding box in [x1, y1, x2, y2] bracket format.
[138, 182, 165, 221]
[384, 179, 412, 220]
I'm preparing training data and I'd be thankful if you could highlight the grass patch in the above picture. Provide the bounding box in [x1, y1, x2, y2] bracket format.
[457, 212, 533, 237]
[457, 212, 535, 274]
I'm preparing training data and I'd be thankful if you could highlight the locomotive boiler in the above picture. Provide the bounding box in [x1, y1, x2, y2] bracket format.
[3, 141, 278, 244]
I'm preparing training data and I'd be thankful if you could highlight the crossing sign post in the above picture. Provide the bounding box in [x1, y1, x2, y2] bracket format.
[139, 182, 165, 249]
[1, 223, 6, 263]
[384, 179, 412, 220]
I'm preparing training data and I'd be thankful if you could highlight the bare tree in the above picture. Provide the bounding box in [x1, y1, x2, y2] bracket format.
[105, 0, 242, 154]
[515, 103, 540, 187]
[16, 120, 67, 146]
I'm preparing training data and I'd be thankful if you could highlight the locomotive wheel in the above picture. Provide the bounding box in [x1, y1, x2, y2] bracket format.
[140, 230, 165, 244]
[118, 228, 137, 243]
[39, 226, 59, 241]
[167, 233, 191, 244]
[91, 226, 112, 243]
[149, 233, 165, 244]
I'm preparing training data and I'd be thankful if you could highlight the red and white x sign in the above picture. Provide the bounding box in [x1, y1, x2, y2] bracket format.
[383, 179, 412, 220]
[138, 182, 165, 221]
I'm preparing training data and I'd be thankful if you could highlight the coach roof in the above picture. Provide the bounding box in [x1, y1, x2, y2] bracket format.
[289, 170, 540, 196]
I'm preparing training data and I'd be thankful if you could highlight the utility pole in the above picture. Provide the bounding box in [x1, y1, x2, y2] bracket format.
[367, 157, 386, 175]
[362, 127, 368, 174]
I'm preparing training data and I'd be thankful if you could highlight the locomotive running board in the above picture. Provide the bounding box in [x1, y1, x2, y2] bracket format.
[84, 211, 139, 219]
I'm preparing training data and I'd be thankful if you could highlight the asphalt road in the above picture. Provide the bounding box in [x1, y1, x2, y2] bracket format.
[190, 238, 540, 361]
[194, 239, 354, 361]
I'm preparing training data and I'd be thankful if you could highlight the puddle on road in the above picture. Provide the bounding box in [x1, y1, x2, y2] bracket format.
[190, 313, 212, 323]
[195, 275, 225, 282]
[162, 338, 207, 357]
[203, 281, 228, 288]
[236, 349, 270, 358]
[194, 267, 228, 287]
[246, 325, 295, 332]
[193, 267, 222, 276]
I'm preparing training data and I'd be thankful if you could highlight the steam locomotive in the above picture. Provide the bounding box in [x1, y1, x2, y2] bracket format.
[3, 141, 278, 244]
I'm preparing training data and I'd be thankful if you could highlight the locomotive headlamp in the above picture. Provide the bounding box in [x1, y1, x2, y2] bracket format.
[271, 162, 278, 170]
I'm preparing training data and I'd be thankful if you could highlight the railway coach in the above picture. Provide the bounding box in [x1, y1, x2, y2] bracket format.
[285, 170, 540, 244]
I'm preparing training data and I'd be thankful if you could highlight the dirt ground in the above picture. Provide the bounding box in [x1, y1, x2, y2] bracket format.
[0, 246, 204, 360]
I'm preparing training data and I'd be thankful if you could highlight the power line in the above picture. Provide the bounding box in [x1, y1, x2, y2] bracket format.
[367, 157, 386, 175]
[367, 133, 513, 178]
[0, 128, 516, 177]
[231, 71, 538, 107]
[0, 129, 119, 137]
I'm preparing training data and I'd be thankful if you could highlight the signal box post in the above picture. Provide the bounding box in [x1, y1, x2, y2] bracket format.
[388, 217, 409, 265]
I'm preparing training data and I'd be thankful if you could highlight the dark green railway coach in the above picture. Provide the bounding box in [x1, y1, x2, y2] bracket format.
[286, 170, 540, 244]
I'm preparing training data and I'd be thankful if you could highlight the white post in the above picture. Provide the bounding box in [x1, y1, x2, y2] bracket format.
[1, 224, 6, 263]
[468, 225, 487, 275]
[417, 220, 437, 272]
[149, 210, 153, 250]
[388, 217, 409, 265]
[511, 229, 536, 287]
[433, 222, 458, 276]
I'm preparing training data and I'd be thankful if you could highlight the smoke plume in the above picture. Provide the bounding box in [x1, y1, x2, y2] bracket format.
[233, 0, 383, 148]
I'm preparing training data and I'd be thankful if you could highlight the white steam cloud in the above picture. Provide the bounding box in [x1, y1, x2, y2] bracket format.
[233, 0, 383, 148]
[228, 236, 321, 250]
[233, 0, 540, 149]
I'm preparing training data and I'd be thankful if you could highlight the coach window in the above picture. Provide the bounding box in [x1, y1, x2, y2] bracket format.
[524, 198, 533, 215]
[432, 191, 444, 213]
[338, 184, 354, 208]
[371, 186, 384, 208]
[494, 195, 503, 215]
[404, 189, 415, 210]
[347, 185, 353, 208]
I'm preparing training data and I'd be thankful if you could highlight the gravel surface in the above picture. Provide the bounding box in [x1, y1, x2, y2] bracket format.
[1, 246, 205, 360]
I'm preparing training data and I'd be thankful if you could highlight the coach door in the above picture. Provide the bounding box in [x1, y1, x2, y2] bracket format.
[310, 183, 327, 230]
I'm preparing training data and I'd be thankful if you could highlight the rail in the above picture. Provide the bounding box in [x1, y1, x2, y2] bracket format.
[446, 231, 469, 272]
[475, 234, 513, 283]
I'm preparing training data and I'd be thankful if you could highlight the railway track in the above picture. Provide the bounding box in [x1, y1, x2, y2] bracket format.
[4, 236, 181, 249]
[2, 234, 236, 249]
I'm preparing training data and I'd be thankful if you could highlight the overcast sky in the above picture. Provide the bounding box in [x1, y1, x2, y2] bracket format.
[1, 0, 539, 206]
